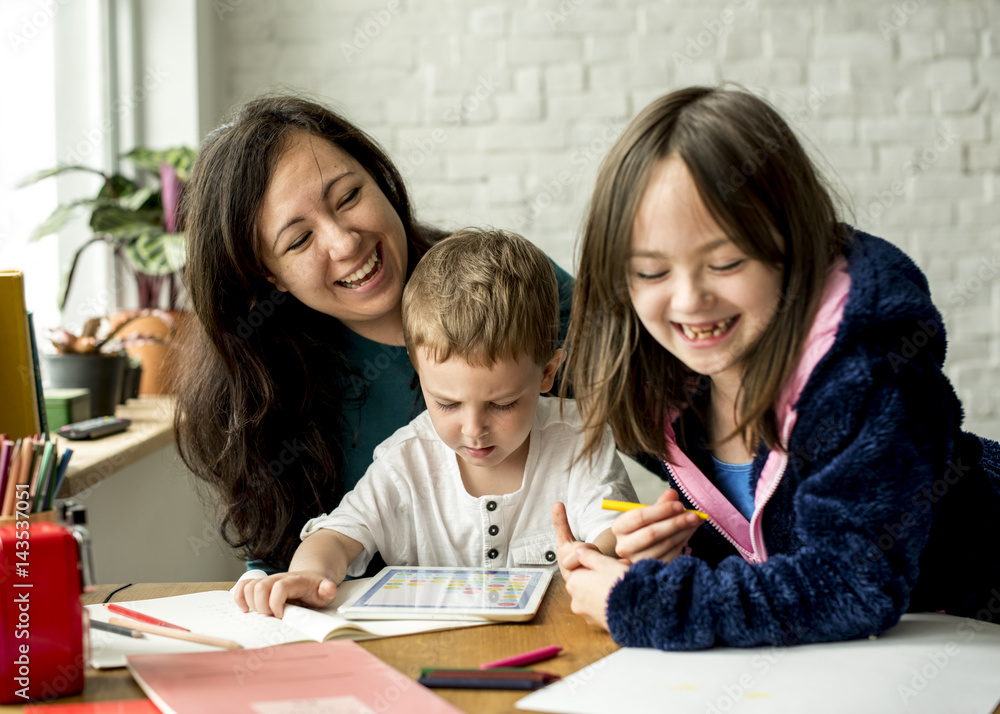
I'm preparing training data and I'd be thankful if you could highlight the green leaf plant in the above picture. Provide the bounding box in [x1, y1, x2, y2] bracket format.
[20, 146, 196, 311]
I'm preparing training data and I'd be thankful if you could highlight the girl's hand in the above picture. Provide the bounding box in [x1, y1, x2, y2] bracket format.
[563, 547, 631, 631]
[232, 571, 338, 618]
[552, 502, 600, 580]
[613, 489, 702, 563]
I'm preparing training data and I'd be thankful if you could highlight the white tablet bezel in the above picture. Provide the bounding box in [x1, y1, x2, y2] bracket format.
[336, 566, 554, 622]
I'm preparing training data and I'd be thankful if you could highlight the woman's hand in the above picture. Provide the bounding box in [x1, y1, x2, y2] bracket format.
[552, 502, 600, 580]
[232, 571, 338, 618]
[613, 488, 702, 563]
[563, 548, 631, 631]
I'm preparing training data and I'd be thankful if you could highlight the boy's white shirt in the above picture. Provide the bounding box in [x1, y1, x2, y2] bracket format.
[302, 397, 637, 576]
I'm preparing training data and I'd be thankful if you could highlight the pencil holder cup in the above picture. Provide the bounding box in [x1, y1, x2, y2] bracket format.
[0, 502, 94, 704]
[0, 510, 58, 526]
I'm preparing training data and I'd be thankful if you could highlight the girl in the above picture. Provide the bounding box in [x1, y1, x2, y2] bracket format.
[174, 95, 574, 573]
[558, 86, 1000, 649]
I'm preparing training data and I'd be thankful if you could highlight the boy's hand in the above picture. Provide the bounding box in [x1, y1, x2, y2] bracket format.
[552, 502, 600, 579]
[232, 571, 338, 618]
[613, 489, 702, 563]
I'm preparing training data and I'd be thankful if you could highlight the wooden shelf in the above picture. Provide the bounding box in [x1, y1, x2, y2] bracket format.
[57, 395, 176, 497]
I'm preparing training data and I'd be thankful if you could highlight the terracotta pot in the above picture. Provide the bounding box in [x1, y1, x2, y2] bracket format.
[109, 309, 189, 395]
[125, 341, 170, 395]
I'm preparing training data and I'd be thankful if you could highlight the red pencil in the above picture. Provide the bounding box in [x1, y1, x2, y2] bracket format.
[106, 604, 190, 631]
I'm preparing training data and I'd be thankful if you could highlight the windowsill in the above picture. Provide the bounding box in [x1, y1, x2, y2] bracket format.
[57, 395, 176, 497]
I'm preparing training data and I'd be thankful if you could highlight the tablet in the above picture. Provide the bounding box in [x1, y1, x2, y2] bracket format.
[336, 566, 553, 622]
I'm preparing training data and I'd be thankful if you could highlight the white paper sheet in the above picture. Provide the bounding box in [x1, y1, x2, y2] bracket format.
[517, 613, 1000, 714]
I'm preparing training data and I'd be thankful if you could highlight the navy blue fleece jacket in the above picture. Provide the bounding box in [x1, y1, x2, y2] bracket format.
[609, 230, 1000, 649]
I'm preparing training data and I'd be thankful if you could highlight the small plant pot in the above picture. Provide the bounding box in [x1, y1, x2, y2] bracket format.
[121, 363, 143, 401]
[44, 353, 126, 418]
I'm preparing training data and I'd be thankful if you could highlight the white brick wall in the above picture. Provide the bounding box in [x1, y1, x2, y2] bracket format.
[216, 0, 1000, 440]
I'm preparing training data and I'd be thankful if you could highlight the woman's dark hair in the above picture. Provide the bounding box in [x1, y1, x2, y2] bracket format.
[173, 94, 446, 567]
[564, 86, 851, 460]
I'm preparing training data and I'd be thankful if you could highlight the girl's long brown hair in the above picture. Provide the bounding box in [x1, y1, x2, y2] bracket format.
[172, 95, 446, 568]
[564, 86, 850, 460]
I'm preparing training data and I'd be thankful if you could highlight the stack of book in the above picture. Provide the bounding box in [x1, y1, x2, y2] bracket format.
[0, 270, 47, 441]
[0, 270, 72, 518]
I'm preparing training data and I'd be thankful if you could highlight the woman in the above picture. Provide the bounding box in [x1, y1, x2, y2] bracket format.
[174, 95, 573, 572]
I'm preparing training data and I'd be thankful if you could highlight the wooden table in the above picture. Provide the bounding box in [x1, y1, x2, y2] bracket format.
[2, 576, 619, 714]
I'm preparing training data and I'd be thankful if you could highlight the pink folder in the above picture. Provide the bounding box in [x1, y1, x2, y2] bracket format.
[126, 640, 464, 714]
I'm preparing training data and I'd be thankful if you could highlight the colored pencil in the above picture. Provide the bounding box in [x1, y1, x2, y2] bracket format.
[0, 439, 13, 509]
[31, 440, 55, 513]
[480, 645, 563, 669]
[91, 619, 146, 639]
[0, 439, 23, 516]
[108, 617, 241, 650]
[106, 604, 190, 631]
[418, 668, 558, 690]
[602, 499, 709, 520]
[46, 447, 73, 508]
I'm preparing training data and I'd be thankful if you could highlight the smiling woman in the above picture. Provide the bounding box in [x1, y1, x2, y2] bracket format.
[258, 133, 410, 345]
[171, 95, 574, 572]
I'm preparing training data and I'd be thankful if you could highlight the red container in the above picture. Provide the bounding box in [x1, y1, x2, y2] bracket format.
[1, 521, 86, 703]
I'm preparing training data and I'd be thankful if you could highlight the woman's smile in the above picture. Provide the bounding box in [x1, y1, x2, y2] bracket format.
[336, 244, 383, 288]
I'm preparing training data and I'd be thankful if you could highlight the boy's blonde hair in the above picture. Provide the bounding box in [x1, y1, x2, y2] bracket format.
[402, 228, 559, 368]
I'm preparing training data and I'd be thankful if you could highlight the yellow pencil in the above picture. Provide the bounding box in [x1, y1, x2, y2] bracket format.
[108, 617, 243, 650]
[602, 499, 709, 520]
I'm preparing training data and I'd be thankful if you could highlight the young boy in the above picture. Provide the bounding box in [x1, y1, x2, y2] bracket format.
[235, 228, 636, 616]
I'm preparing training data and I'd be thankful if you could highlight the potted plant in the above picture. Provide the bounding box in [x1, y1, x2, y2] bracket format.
[21, 146, 195, 395]
[44, 314, 158, 417]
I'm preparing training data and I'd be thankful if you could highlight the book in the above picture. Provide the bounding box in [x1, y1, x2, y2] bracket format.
[26, 312, 48, 439]
[85, 578, 493, 669]
[0, 271, 41, 440]
[126, 640, 464, 714]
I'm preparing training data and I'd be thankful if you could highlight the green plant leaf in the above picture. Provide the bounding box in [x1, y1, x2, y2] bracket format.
[28, 199, 96, 241]
[90, 205, 162, 234]
[17, 164, 108, 188]
[122, 229, 185, 275]
[119, 185, 158, 211]
[122, 148, 163, 174]
[124, 146, 197, 181]
[97, 173, 138, 200]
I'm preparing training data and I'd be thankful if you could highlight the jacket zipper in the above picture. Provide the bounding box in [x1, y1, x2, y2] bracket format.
[664, 461, 754, 561]
[747, 417, 796, 562]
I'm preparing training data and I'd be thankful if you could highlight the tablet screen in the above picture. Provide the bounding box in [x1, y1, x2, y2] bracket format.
[344, 567, 550, 616]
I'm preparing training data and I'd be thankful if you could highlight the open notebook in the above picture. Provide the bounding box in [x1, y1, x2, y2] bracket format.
[86, 577, 492, 668]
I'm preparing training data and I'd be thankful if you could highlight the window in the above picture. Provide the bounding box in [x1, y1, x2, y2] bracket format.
[0, 0, 115, 337]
